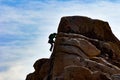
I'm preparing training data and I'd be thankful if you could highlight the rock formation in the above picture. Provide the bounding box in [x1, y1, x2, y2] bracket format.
[26, 16, 120, 80]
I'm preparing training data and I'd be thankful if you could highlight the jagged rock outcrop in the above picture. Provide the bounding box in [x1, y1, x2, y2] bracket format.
[26, 16, 120, 80]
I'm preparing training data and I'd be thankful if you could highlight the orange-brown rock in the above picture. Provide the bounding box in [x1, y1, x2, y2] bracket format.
[58, 16, 119, 43]
[92, 71, 111, 80]
[26, 58, 50, 80]
[64, 66, 92, 80]
[26, 16, 120, 80]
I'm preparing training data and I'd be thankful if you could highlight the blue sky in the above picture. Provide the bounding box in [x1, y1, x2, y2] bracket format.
[0, 0, 120, 80]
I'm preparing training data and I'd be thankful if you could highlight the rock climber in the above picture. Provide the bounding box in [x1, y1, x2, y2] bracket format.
[48, 33, 57, 51]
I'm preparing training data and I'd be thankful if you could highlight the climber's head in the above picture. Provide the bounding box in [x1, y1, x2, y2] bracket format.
[53, 33, 57, 35]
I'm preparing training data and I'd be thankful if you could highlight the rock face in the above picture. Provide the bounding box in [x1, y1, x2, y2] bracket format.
[26, 16, 120, 80]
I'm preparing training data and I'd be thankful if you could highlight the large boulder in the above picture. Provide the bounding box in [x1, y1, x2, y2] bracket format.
[92, 71, 111, 80]
[58, 16, 119, 43]
[26, 16, 120, 80]
[26, 58, 50, 80]
[55, 32, 100, 58]
[64, 66, 92, 80]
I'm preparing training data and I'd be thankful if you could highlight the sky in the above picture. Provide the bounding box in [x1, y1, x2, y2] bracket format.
[0, 0, 120, 80]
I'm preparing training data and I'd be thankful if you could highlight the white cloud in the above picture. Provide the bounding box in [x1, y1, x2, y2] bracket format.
[0, 59, 35, 80]
[0, 6, 36, 24]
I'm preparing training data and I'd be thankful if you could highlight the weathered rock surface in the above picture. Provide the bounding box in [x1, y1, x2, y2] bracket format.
[26, 16, 120, 80]
[26, 58, 50, 80]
